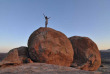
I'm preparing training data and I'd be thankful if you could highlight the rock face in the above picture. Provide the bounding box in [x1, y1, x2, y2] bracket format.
[13, 46, 33, 63]
[0, 46, 33, 67]
[28, 27, 73, 67]
[69, 36, 101, 71]
[0, 63, 101, 74]
[0, 49, 21, 67]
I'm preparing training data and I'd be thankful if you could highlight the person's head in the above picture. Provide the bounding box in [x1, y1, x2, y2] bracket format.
[45, 16, 47, 19]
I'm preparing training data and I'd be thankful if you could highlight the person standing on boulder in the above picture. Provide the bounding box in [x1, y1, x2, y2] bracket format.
[43, 14, 50, 28]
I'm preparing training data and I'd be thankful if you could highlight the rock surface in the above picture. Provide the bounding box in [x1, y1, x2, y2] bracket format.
[0, 49, 21, 67]
[0, 63, 101, 74]
[69, 36, 101, 71]
[28, 27, 73, 66]
[13, 46, 33, 63]
[97, 63, 110, 73]
[0, 46, 33, 67]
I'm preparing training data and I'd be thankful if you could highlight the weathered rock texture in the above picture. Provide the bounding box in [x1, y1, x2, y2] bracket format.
[28, 27, 74, 67]
[0, 63, 101, 74]
[12, 46, 33, 63]
[0, 46, 33, 67]
[69, 36, 101, 71]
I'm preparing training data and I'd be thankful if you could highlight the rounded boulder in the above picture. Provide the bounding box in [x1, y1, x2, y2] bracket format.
[28, 27, 74, 66]
[69, 36, 101, 71]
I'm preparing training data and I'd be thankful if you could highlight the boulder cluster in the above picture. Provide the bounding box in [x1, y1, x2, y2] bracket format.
[0, 27, 101, 71]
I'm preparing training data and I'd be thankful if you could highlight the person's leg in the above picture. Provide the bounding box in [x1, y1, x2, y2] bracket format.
[45, 22, 48, 28]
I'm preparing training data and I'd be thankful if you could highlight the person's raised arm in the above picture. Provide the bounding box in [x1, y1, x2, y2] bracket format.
[43, 14, 45, 17]
[48, 17, 51, 19]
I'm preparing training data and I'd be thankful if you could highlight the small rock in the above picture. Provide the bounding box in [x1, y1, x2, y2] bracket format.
[0, 49, 21, 67]
[100, 64, 104, 67]
[0, 46, 33, 67]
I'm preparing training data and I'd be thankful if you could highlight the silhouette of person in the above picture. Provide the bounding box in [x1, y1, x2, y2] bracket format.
[43, 14, 50, 28]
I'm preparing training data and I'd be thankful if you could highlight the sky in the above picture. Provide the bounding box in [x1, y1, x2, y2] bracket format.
[0, 0, 110, 52]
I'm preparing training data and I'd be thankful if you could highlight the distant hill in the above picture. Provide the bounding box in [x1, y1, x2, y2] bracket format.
[100, 49, 110, 52]
[100, 51, 110, 59]
[100, 50, 110, 64]
[0, 53, 7, 61]
[107, 49, 110, 52]
[100, 49, 110, 58]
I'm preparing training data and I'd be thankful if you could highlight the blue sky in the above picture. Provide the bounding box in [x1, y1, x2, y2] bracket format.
[0, 0, 110, 52]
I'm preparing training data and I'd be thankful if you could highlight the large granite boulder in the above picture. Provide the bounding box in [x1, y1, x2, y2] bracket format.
[28, 27, 74, 66]
[0, 46, 33, 67]
[69, 36, 101, 71]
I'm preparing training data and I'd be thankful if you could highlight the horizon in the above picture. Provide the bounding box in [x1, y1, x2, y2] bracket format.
[0, 0, 110, 52]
